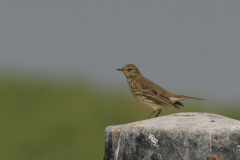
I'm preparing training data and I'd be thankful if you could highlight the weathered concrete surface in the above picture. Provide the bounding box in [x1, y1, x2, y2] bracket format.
[104, 112, 240, 160]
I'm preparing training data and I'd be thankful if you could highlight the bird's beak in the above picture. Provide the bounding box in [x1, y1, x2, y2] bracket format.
[117, 68, 123, 71]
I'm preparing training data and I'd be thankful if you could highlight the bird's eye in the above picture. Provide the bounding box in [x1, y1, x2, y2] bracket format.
[128, 68, 132, 71]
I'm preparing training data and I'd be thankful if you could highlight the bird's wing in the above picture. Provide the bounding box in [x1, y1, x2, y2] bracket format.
[140, 90, 180, 109]
[136, 77, 180, 109]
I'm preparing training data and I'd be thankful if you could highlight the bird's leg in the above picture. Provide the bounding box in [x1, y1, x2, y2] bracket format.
[155, 109, 162, 118]
[147, 111, 156, 119]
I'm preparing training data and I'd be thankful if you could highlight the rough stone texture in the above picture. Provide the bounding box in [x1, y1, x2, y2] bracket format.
[104, 112, 240, 160]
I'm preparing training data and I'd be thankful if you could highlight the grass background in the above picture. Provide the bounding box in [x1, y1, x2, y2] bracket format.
[0, 72, 239, 160]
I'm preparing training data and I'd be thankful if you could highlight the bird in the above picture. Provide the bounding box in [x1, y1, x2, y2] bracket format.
[117, 64, 205, 119]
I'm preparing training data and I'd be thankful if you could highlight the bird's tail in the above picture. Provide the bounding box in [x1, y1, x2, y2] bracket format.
[178, 95, 205, 101]
[171, 94, 205, 101]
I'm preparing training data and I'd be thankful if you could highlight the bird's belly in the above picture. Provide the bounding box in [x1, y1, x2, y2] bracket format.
[135, 95, 167, 111]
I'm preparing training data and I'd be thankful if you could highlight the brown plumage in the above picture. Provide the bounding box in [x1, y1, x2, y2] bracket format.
[209, 155, 218, 160]
[117, 64, 205, 119]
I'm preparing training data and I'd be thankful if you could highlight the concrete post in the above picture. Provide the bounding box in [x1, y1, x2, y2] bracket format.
[104, 113, 240, 160]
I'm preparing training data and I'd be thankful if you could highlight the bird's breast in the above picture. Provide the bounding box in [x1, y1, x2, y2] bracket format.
[127, 78, 138, 96]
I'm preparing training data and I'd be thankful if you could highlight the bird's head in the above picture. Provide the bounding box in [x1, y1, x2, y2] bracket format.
[117, 64, 141, 78]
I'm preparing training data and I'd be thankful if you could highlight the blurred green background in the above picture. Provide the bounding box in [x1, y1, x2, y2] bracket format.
[0, 72, 239, 160]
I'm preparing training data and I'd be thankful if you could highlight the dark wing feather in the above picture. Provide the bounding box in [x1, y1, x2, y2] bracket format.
[175, 101, 184, 107]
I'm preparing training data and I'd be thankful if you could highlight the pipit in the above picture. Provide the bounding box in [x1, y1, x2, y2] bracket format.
[117, 64, 205, 119]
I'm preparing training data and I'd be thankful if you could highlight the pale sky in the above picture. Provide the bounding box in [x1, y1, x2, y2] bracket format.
[0, 1, 240, 99]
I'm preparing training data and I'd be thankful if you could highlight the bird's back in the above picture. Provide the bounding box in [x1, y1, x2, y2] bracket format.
[134, 75, 172, 97]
